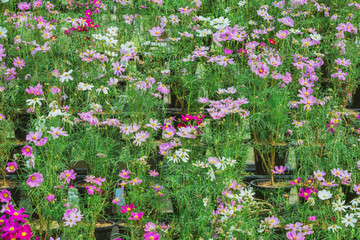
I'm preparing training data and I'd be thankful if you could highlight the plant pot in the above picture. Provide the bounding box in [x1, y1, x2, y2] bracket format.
[351, 86, 360, 108]
[72, 160, 88, 176]
[95, 221, 115, 240]
[117, 222, 130, 236]
[253, 144, 290, 175]
[342, 184, 358, 204]
[14, 113, 31, 141]
[250, 178, 293, 201]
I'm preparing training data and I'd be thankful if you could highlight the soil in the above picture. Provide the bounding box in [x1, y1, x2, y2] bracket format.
[77, 181, 88, 187]
[0, 180, 19, 188]
[96, 222, 113, 228]
[240, 182, 249, 187]
[257, 181, 290, 188]
[32, 220, 60, 230]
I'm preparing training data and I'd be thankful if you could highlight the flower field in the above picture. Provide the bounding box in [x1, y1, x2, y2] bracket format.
[0, 0, 360, 239]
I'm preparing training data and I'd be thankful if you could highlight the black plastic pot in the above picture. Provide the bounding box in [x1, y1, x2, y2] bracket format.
[254, 145, 290, 175]
[342, 184, 358, 204]
[250, 178, 293, 201]
[14, 113, 31, 141]
[117, 222, 130, 236]
[95, 221, 115, 240]
[351, 86, 360, 108]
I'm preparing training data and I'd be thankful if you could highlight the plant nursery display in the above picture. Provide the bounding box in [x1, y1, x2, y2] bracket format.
[0, 0, 360, 239]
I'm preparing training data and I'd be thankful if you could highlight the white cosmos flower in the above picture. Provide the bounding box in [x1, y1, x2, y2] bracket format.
[327, 224, 341, 232]
[48, 108, 67, 118]
[90, 103, 102, 110]
[96, 86, 109, 95]
[26, 97, 45, 107]
[310, 33, 322, 41]
[60, 70, 73, 83]
[332, 199, 348, 212]
[207, 167, 215, 181]
[92, 34, 103, 40]
[0, 27, 8, 38]
[203, 197, 209, 206]
[318, 190, 332, 200]
[341, 213, 357, 227]
[77, 82, 94, 91]
[351, 197, 360, 206]
[196, 29, 212, 37]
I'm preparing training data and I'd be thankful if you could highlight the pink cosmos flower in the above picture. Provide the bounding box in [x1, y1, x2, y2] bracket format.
[21, 145, 33, 157]
[119, 169, 130, 179]
[47, 127, 68, 139]
[144, 222, 157, 233]
[313, 170, 326, 181]
[6, 162, 18, 173]
[0, 189, 11, 203]
[149, 27, 164, 37]
[265, 216, 280, 228]
[286, 230, 305, 240]
[309, 216, 316, 221]
[353, 184, 360, 195]
[60, 170, 77, 184]
[112, 198, 121, 204]
[290, 178, 301, 185]
[149, 170, 159, 177]
[272, 165, 286, 174]
[129, 177, 142, 185]
[27, 172, 43, 188]
[46, 194, 55, 202]
[298, 188, 312, 200]
[224, 49, 233, 55]
[13, 57, 25, 70]
[85, 185, 101, 195]
[129, 212, 143, 220]
[26, 131, 42, 143]
[144, 232, 160, 240]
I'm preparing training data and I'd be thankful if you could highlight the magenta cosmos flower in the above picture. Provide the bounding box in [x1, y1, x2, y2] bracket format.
[129, 212, 143, 220]
[60, 169, 77, 184]
[120, 203, 137, 213]
[27, 172, 43, 188]
[144, 232, 159, 240]
[21, 145, 33, 157]
[46, 194, 55, 202]
[0, 189, 11, 202]
[5, 205, 29, 223]
[16, 224, 33, 239]
[6, 162, 18, 173]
